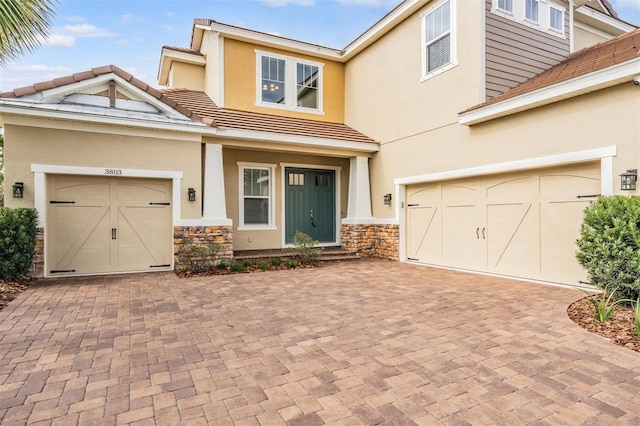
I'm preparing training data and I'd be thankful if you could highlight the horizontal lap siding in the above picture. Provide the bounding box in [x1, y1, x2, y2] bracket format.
[485, 0, 570, 100]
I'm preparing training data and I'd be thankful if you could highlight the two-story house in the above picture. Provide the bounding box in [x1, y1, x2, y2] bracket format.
[0, 0, 637, 288]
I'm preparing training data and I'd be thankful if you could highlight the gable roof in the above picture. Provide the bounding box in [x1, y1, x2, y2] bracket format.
[459, 28, 640, 125]
[161, 89, 377, 145]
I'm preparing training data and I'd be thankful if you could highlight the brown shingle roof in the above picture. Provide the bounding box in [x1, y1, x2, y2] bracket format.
[161, 89, 377, 144]
[0, 65, 205, 122]
[465, 28, 640, 113]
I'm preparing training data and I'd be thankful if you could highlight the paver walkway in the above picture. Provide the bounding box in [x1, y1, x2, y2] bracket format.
[1, 260, 639, 425]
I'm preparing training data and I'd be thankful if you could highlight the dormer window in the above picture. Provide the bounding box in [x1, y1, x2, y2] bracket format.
[491, 0, 565, 38]
[498, 0, 513, 13]
[525, 0, 539, 22]
[256, 50, 323, 115]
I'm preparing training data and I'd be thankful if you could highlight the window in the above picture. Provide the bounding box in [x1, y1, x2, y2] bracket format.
[421, 0, 457, 80]
[498, 0, 512, 13]
[549, 5, 563, 32]
[256, 51, 323, 114]
[525, 0, 539, 22]
[238, 163, 275, 229]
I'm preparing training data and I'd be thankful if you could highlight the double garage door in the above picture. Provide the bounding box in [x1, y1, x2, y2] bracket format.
[47, 175, 173, 276]
[406, 162, 600, 285]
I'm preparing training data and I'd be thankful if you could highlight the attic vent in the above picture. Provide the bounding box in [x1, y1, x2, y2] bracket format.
[109, 80, 116, 107]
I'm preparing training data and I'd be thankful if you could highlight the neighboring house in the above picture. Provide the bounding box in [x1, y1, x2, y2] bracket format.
[0, 0, 637, 288]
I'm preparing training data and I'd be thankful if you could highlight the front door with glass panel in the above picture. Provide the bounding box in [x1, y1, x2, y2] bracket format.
[285, 168, 335, 244]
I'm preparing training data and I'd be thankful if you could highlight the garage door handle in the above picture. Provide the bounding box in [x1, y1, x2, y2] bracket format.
[111, 228, 117, 240]
[482, 227, 486, 239]
[476, 227, 480, 239]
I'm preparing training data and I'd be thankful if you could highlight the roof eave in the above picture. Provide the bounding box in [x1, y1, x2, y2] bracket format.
[575, 6, 637, 34]
[158, 47, 207, 86]
[458, 57, 640, 126]
[214, 127, 379, 153]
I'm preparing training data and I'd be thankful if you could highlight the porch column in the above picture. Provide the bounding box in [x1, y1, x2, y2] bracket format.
[203, 143, 229, 221]
[345, 156, 374, 223]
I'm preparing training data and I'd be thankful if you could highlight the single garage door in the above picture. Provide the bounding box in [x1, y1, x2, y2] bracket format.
[406, 162, 600, 285]
[47, 175, 173, 276]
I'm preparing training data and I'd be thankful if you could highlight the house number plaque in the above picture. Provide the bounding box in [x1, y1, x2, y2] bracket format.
[104, 168, 123, 176]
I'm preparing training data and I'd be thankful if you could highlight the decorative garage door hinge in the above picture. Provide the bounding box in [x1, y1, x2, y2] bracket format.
[576, 194, 600, 199]
[407, 204, 419, 207]
[50, 269, 76, 273]
[407, 257, 419, 261]
[49, 200, 76, 204]
[150, 264, 171, 268]
[149, 202, 170, 205]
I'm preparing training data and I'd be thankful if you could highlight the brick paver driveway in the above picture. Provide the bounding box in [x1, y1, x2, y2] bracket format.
[1, 260, 639, 425]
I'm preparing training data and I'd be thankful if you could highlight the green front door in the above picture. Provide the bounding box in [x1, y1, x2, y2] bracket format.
[285, 168, 336, 244]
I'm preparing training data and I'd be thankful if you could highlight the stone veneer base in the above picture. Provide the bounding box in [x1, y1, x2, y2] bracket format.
[341, 224, 399, 260]
[173, 226, 234, 270]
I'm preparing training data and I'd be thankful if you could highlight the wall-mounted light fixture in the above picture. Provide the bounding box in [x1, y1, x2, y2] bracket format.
[188, 188, 196, 202]
[383, 193, 392, 205]
[12, 182, 24, 198]
[620, 169, 637, 191]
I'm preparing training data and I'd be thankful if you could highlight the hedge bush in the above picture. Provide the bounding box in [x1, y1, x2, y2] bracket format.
[576, 196, 640, 300]
[0, 208, 38, 281]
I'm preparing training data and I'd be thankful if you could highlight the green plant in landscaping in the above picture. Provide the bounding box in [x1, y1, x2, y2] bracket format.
[0, 208, 38, 280]
[582, 287, 632, 322]
[634, 298, 640, 337]
[176, 239, 220, 273]
[289, 231, 323, 264]
[231, 263, 244, 272]
[258, 262, 269, 271]
[576, 196, 640, 300]
[242, 259, 252, 268]
[271, 258, 281, 267]
[216, 261, 228, 270]
[285, 259, 297, 269]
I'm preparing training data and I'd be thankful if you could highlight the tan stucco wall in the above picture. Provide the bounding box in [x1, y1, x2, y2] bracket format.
[201, 31, 222, 105]
[368, 83, 640, 218]
[219, 146, 350, 250]
[169, 62, 205, 91]
[222, 39, 345, 123]
[573, 26, 611, 52]
[344, 1, 484, 144]
[2, 121, 203, 220]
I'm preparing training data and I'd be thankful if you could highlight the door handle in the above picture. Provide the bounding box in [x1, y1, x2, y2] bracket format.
[310, 209, 317, 227]
[112, 228, 117, 240]
[482, 227, 486, 239]
[476, 227, 479, 239]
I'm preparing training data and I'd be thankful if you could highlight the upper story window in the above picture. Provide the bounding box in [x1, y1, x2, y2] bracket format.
[256, 50, 323, 114]
[491, 0, 565, 38]
[525, 0, 539, 22]
[421, 0, 457, 81]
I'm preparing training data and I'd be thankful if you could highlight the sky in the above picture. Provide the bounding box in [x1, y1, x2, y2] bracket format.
[0, 0, 639, 93]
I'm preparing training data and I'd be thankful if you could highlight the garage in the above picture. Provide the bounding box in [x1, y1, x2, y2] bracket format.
[47, 175, 173, 276]
[406, 162, 600, 285]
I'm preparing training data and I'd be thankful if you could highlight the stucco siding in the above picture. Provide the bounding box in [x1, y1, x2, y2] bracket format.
[169, 62, 205, 91]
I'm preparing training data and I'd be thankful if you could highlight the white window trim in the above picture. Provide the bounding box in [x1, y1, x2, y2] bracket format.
[420, 0, 458, 82]
[497, 0, 513, 14]
[525, 0, 540, 23]
[238, 162, 277, 231]
[490, 0, 565, 39]
[255, 50, 324, 115]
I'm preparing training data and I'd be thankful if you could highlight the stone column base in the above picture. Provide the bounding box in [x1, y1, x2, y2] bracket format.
[30, 227, 45, 278]
[173, 226, 234, 270]
[341, 224, 399, 260]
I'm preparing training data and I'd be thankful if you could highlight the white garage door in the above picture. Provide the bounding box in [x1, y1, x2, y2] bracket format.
[406, 162, 600, 285]
[47, 175, 173, 276]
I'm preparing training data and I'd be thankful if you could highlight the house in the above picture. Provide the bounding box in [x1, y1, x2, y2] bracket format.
[0, 0, 637, 287]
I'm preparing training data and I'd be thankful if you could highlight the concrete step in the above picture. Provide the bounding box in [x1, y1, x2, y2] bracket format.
[233, 246, 360, 264]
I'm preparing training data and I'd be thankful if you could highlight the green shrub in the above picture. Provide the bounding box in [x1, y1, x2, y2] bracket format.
[576, 196, 640, 300]
[634, 298, 640, 338]
[177, 239, 220, 273]
[231, 263, 244, 272]
[582, 287, 631, 322]
[242, 259, 252, 268]
[258, 262, 269, 271]
[216, 261, 228, 270]
[289, 231, 323, 264]
[285, 259, 297, 269]
[0, 208, 38, 281]
[271, 258, 281, 267]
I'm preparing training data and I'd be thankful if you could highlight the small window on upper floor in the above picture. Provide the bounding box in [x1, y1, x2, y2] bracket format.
[421, 0, 457, 81]
[256, 50, 323, 115]
[525, 0, 539, 23]
[498, 0, 513, 13]
[549, 4, 564, 32]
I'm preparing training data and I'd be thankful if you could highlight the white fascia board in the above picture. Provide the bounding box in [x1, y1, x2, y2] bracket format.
[458, 57, 640, 126]
[207, 22, 342, 61]
[0, 102, 216, 136]
[575, 6, 637, 33]
[394, 146, 617, 185]
[158, 48, 206, 85]
[215, 127, 379, 153]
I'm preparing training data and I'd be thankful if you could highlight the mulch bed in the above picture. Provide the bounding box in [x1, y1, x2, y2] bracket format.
[2, 277, 639, 354]
[568, 296, 640, 353]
